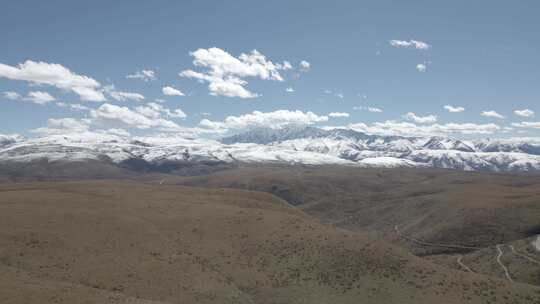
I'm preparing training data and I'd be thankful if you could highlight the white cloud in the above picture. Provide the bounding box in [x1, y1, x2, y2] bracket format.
[104, 85, 145, 102]
[105, 128, 131, 137]
[416, 63, 427, 72]
[444, 105, 465, 113]
[56, 102, 91, 111]
[328, 112, 350, 118]
[0, 60, 106, 101]
[90, 103, 181, 131]
[367, 107, 383, 113]
[511, 122, 540, 129]
[278, 61, 293, 70]
[481, 110, 505, 119]
[4, 90, 56, 105]
[336, 93, 344, 99]
[345, 121, 500, 137]
[126, 69, 156, 82]
[299, 60, 311, 72]
[353, 106, 383, 113]
[32, 118, 90, 135]
[25, 91, 55, 104]
[162, 86, 185, 96]
[199, 118, 226, 131]
[71, 86, 107, 102]
[208, 78, 256, 98]
[110, 91, 145, 102]
[3, 91, 21, 100]
[389, 40, 431, 50]
[135, 102, 186, 119]
[31, 117, 131, 138]
[403, 112, 437, 124]
[180, 47, 290, 98]
[514, 109, 534, 118]
[200, 110, 328, 131]
[286, 87, 294, 93]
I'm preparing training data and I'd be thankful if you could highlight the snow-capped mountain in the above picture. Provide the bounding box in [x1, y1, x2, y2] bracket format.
[2, 126, 540, 172]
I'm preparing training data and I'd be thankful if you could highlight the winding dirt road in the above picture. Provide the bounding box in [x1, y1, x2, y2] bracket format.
[509, 245, 540, 265]
[456, 255, 473, 273]
[496, 245, 513, 282]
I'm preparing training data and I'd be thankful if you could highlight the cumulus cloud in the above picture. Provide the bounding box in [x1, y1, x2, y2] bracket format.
[199, 118, 226, 131]
[109, 91, 145, 102]
[345, 121, 500, 137]
[135, 102, 186, 119]
[3, 90, 56, 105]
[90, 103, 181, 131]
[104, 85, 145, 102]
[444, 105, 465, 113]
[56, 102, 91, 111]
[30, 105, 204, 137]
[416, 63, 427, 72]
[199, 110, 328, 131]
[126, 69, 156, 81]
[105, 128, 132, 137]
[208, 78, 255, 98]
[403, 112, 437, 124]
[32, 118, 90, 135]
[328, 112, 350, 118]
[514, 109, 534, 118]
[279, 61, 293, 70]
[31, 117, 131, 137]
[511, 121, 540, 129]
[481, 110, 505, 119]
[286, 87, 294, 93]
[0, 60, 106, 101]
[389, 39, 431, 50]
[162, 86, 185, 96]
[299, 60, 311, 72]
[180, 47, 290, 98]
[3, 91, 21, 100]
[25, 91, 55, 104]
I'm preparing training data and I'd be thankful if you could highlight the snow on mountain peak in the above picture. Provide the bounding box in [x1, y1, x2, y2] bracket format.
[2, 127, 540, 172]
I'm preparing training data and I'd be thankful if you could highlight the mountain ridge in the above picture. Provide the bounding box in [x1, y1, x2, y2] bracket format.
[3, 127, 540, 172]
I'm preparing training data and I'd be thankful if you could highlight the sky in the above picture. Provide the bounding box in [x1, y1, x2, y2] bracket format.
[1, 0, 539, 139]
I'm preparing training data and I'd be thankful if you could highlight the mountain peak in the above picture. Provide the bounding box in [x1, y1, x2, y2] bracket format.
[221, 125, 327, 144]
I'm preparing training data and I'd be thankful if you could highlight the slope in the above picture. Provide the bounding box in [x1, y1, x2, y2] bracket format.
[177, 166, 540, 254]
[1, 181, 539, 303]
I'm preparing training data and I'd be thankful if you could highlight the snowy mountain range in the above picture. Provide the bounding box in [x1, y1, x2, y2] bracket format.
[2, 126, 540, 172]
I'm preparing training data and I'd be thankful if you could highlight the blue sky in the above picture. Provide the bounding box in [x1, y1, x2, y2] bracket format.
[1, 0, 539, 138]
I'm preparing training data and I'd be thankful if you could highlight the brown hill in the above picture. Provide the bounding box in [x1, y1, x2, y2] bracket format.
[177, 166, 540, 255]
[427, 236, 540, 286]
[1, 181, 539, 303]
